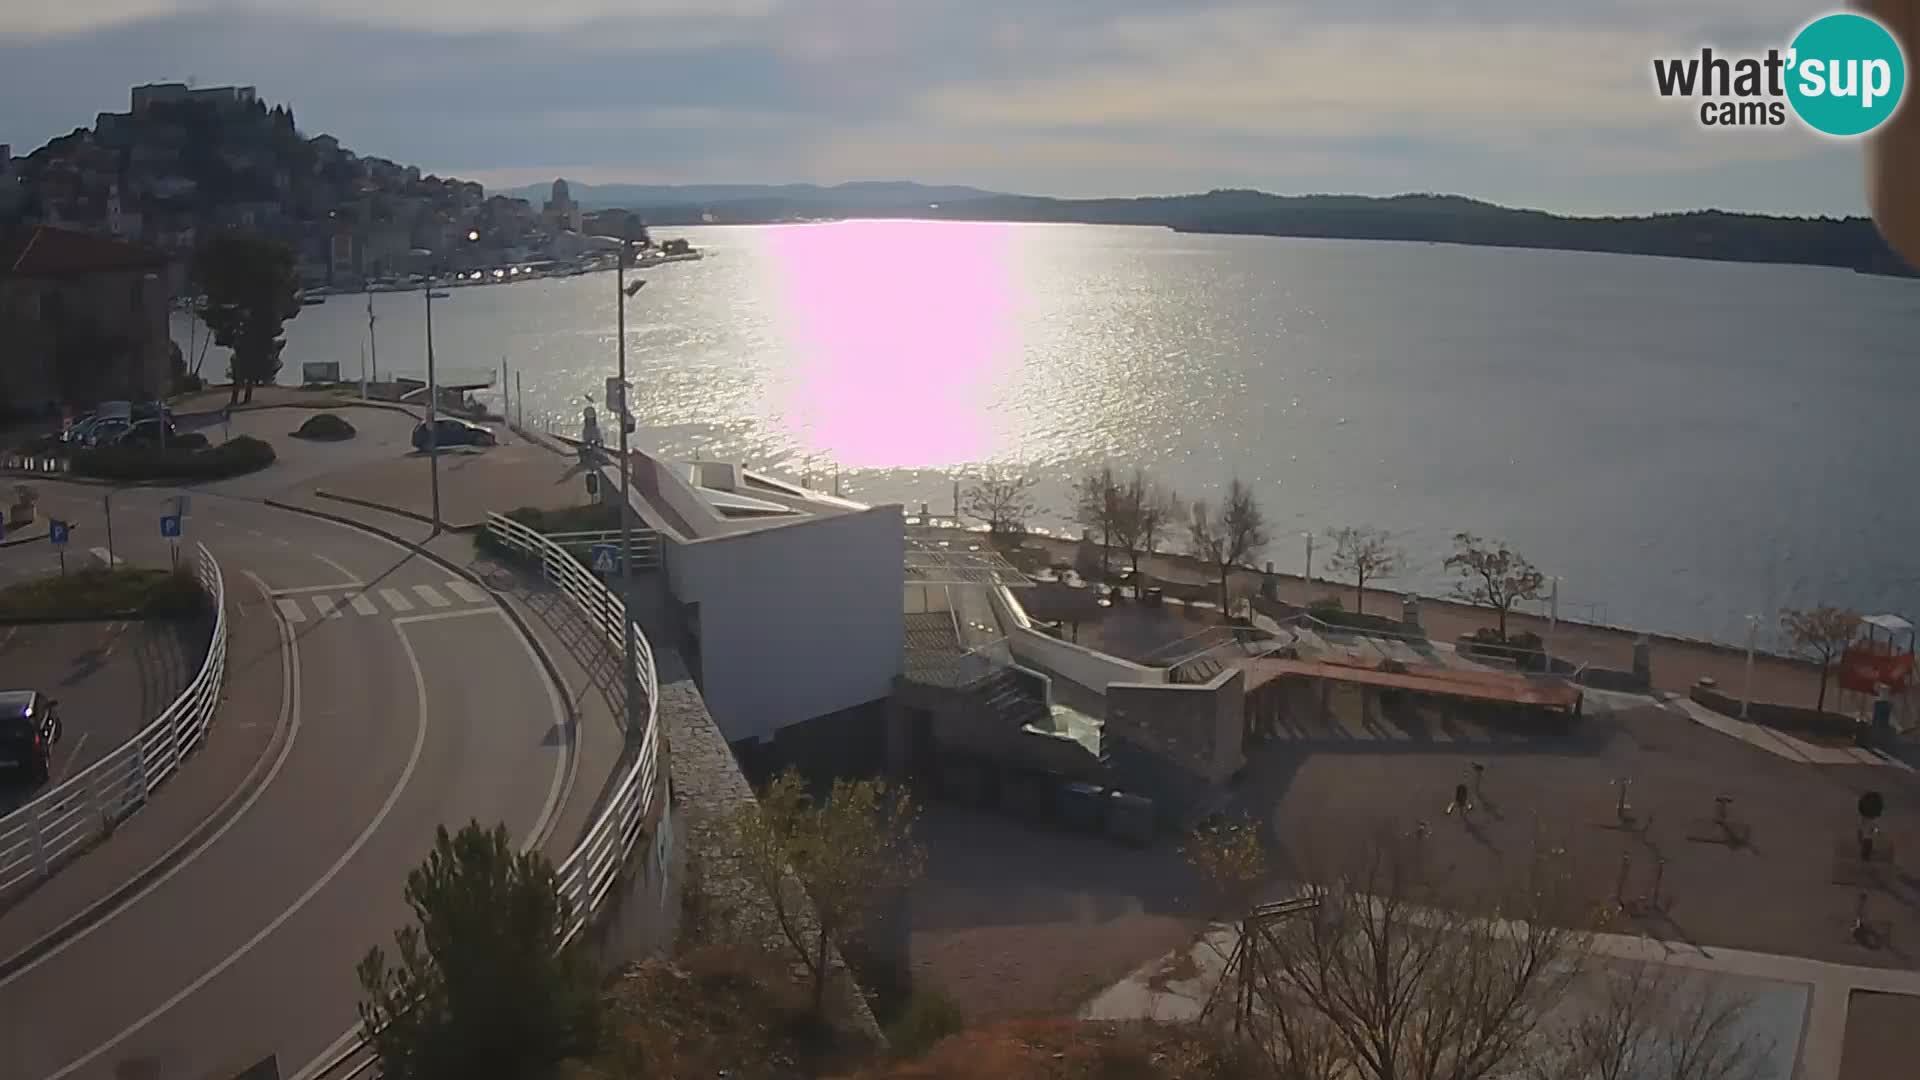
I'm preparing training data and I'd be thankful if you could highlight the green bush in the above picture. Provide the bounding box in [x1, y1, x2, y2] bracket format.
[173, 432, 211, 450]
[1308, 595, 1345, 615]
[0, 566, 207, 620]
[474, 503, 622, 566]
[292, 413, 357, 441]
[882, 989, 965, 1059]
[73, 434, 275, 482]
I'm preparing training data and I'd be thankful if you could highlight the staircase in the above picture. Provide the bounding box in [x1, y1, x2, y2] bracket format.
[975, 667, 1051, 731]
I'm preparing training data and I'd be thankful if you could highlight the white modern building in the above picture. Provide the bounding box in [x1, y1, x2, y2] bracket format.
[609, 450, 906, 745]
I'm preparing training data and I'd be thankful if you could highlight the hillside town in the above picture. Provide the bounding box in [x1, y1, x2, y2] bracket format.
[0, 82, 677, 294]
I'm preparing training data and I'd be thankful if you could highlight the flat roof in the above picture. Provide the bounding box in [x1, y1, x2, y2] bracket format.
[905, 532, 1033, 587]
[1249, 656, 1581, 710]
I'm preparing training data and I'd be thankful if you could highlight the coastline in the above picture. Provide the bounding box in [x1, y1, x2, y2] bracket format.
[1012, 532, 1829, 710]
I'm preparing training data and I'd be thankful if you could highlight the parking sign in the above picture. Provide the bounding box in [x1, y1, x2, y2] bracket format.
[48, 520, 68, 546]
[161, 515, 182, 538]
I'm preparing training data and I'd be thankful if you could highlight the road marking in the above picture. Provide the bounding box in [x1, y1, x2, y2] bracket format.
[0, 569, 303, 989]
[53, 732, 89, 783]
[296, 599, 572, 1080]
[44, 587, 429, 1080]
[445, 578, 487, 604]
[311, 595, 341, 620]
[246, 529, 263, 538]
[274, 598, 307, 624]
[312, 553, 362, 584]
[270, 584, 356, 596]
[88, 546, 121, 567]
[348, 591, 379, 616]
[412, 583, 451, 608]
[378, 587, 414, 612]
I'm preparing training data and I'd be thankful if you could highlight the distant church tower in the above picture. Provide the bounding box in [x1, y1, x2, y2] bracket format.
[544, 178, 582, 234]
[107, 184, 125, 237]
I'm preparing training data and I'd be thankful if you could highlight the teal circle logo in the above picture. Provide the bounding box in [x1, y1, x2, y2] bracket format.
[1787, 12, 1907, 137]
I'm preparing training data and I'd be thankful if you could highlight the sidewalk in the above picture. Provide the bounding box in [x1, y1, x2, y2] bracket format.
[0, 591, 285, 975]
[1664, 696, 1903, 769]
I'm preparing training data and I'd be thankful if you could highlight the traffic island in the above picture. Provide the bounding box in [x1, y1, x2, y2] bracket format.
[0, 566, 207, 622]
[69, 435, 276, 483]
[289, 413, 357, 441]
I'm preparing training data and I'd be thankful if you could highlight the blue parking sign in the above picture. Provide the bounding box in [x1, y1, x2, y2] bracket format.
[590, 543, 619, 574]
[48, 520, 68, 546]
[161, 515, 182, 538]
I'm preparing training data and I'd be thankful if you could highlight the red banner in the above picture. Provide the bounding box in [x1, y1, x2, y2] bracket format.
[1839, 643, 1915, 694]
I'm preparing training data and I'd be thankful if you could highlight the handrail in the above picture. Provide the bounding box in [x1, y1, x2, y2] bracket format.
[0, 543, 228, 901]
[309, 514, 668, 1078]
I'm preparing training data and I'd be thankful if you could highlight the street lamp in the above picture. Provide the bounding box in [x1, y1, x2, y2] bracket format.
[1741, 614, 1762, 719]
[616, 221, 644, 740]
[424, 286, 441, 531]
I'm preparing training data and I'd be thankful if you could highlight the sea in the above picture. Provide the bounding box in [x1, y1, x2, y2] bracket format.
[172, 220, 1920, 651]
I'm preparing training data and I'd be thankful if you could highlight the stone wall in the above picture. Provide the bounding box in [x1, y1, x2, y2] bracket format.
[1105, 667, 1246, 786]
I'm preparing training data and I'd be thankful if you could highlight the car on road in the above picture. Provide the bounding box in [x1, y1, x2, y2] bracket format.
[0, 690, 62, 785]
[412, 417, 498, 450]
[115, 417, 180, 447]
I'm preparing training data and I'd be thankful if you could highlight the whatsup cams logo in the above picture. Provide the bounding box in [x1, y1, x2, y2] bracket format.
[1653, 11, 1907, 136]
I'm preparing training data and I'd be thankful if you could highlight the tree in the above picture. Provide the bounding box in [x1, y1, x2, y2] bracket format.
[1189, 477, 1269, 613]
[1071, 464, 1121, 577]
[1528, 962, 1774, 1080]
[193, 230, 302, 405]
[1110, 468, 1179, 580]
[1779, 605, 1862, 712]
[1444, 532, 1546, 640]
[961, 470, 1037, 543]
[356, 821, 600, 1080]
[721, 769, 924, 1012]
[1326, 526, 1402, 615]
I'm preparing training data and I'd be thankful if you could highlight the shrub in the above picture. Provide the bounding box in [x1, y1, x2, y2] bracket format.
[292, 413, 357, 441]
[172, 432, 210, 450]
[884, 989, 965, 1059]
[0, 566, 206, 620]
[73, 435, 275, 482]
[1308, 595, 1345, 615]
[1507, 630, 1545, 654]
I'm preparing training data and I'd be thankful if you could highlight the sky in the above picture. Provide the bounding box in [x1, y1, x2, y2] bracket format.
[0, 0, 1879, 216]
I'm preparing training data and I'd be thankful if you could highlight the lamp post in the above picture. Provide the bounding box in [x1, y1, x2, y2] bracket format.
[1303, 531, 1314, 586]
[616, 221, 645, 738]
[1742, 614, 1761, 720]
[424, 284, 441, 533]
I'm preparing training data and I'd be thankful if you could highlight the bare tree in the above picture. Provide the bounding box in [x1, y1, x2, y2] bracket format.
[1189, 478, 1270, 613]
[1326, 526, 1402, 615]
[1444, 532, 1546, 640]
[720, 770, 923, 1012]
[961, 471, 1037, 544]
[1779, 605, 1862, 712]
[1071, 464, 1121, 577]
[1528, 961, 1776, 1080]
[1110, 468, 1179, 580]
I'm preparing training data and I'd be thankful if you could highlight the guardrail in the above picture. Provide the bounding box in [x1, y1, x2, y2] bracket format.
[311, 514, 668, 1078]
[483, 511, 667, 941]
[544, 527, 662, 571]
[0, 542, 227, 902]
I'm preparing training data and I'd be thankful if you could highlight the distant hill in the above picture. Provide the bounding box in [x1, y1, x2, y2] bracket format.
[503, 180, 1913, 277]
[501, 180, 1004, 211]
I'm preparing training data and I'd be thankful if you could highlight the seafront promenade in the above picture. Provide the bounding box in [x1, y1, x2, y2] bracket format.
[1015, 534, 1833, 712]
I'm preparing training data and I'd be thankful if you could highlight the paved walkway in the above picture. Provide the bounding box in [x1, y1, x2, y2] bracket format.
[1664, 696, 1905, 769]
[1083, 911, 1920, 1080]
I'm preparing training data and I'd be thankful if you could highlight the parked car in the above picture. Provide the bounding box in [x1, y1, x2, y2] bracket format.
[115, 417, 179, 447]
[83, 418, 132, 447]
[411, 417, 497, 451]
[0, 690, 62, 785]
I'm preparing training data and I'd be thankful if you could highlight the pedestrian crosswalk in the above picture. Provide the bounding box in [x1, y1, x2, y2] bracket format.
[272, 581, 492, 624]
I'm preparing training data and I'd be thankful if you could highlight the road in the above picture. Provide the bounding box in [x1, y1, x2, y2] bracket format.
[0, 479, 570, 1080]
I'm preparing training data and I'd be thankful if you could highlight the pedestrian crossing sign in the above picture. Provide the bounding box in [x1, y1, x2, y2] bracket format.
[590, 543, 619, 573]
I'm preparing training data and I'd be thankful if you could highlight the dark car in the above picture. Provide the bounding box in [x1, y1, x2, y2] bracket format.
[411, 417, 497, 451]
[115, 417, 180, 447]
[0, 690, 63, 785]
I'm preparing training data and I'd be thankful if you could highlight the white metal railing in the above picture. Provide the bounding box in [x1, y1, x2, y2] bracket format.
[0, 542, 227, 902]
[543, 528, 662, 570]
[310, 515, 669, 1080]
[481, 511, 666, 942]
[1, 455, 72, 475]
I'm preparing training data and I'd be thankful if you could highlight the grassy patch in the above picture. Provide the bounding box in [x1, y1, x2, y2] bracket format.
[475, 503, 622, 564]
[73, 435, 276, 482]
[0, 566, 207, 620]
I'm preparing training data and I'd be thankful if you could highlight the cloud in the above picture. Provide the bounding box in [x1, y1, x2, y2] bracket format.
[0, 0, 1873, 214]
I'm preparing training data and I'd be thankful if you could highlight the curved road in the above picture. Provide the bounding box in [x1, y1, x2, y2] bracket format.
[0, 481, 569, 1079]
